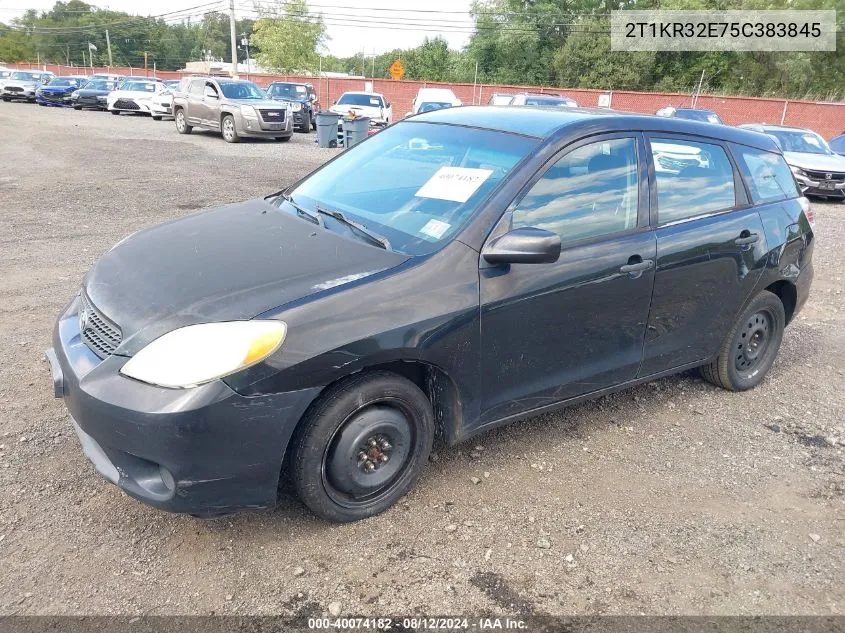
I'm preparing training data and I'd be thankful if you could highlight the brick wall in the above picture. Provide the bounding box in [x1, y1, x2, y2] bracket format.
[11, 62, 845, 139]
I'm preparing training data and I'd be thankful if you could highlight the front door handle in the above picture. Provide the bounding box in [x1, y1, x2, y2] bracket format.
[735, 231, 760, 247]
[620, 257, 654, 277]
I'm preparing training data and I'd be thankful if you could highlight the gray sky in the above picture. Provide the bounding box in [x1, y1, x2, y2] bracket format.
[0, 0, 475, 58]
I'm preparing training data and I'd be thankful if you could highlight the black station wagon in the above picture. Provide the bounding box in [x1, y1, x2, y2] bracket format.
[48, 107, 814, 522]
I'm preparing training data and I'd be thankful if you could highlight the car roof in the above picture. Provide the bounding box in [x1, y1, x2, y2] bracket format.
[341, 91, 384, 97]
[412, 105, 781, 151]
[742, 123, 813, 134]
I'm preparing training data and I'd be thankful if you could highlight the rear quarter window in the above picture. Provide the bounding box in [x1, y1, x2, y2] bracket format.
[733, 145, 800, 203]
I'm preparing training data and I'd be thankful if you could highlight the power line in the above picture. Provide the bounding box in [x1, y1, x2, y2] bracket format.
[1, 2, 224, 33]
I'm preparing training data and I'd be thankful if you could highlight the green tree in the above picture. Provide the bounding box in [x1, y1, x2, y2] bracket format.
[251, 0, 326, 73]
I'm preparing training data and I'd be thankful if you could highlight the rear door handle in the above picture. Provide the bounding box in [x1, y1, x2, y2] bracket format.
[735, 232, 760, 246]
[620, 259, 654, 275]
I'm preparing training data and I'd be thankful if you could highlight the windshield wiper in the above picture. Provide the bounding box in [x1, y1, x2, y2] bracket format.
[314, 205, 391, 251]
[281, 193, 323, 227]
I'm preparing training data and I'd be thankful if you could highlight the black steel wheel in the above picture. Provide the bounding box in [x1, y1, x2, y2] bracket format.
[290, 371, 434, 522]
[701, 290, 785, 391]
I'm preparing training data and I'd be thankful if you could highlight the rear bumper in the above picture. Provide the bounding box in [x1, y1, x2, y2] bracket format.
[49, 296, 321, 516]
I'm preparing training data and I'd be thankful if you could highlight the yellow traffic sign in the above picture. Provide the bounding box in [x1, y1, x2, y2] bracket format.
[389, 59, 405, 81]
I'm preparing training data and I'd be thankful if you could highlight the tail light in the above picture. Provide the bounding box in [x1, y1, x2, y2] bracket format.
[798, 196, 815, 227]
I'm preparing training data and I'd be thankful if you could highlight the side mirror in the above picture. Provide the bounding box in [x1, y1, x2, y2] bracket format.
[482, 227, 561, 265]
[204, 87, 218, 99]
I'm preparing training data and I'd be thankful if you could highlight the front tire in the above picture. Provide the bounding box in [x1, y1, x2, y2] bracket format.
[174, 108, 192, 134]
[290, 371, 434, 522]
[700, 290, 785, 391]
[151, 115, 161, 121]
[73, 105, 82, 110]
[110, 109, 120, 115]
[221, 114, 240, 143]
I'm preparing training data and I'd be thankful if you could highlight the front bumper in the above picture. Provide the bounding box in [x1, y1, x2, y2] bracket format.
[108, 99, 152, 113]
[794, 174, 845, 198]
[236, 110, 293, 138]
[73, 95, 107, 109]
[3, 88, 35, 100]
[48, 296, 321, 516]
[36, 94, 73, 107]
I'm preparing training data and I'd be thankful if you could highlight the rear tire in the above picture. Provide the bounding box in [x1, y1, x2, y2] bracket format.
[151, 115, 161, 121]
[110, 109, 120, 115]
[700, 290, 785, 391]
[290, 371, 434, 522]
[73, 105, 82, 110]
[174, 109, 192, 134]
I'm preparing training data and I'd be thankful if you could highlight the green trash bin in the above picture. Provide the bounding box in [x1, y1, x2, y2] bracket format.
[342, 116, 370, 149]
[315, 112, 341, 148]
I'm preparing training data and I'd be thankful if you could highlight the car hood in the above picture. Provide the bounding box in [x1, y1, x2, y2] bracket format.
[4, 80, 37, 90]
[41, 85, 76, 93]
[109, 89, 155, 99]
[84, 198, 409, 354]
[76, 88, 110, 96]
[783, 151, 845, 172]
[330, 104, 385, 118]
[224, 98, 286, 108]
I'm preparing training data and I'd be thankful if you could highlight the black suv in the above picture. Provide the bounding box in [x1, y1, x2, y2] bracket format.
[266, 81, 317, 132]
[49, 107, 814, 522]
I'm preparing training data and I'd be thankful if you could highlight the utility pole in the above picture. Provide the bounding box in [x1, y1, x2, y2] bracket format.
[105, 29, 113, 67]
[65, 44, 70, 66]
[228, 0, 238, 78]
[240, 33, 251, 74]
[144, 51, 148, 76]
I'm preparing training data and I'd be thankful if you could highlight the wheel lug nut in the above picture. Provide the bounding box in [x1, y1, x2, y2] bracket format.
[368, 439, 377, 447]
[380, 454, 389, 463]
[380, 441, 392, 450]
[357, 451, 367, 461]
[364, 462, 375, 472]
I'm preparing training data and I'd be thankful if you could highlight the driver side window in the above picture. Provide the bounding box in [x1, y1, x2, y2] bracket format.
[512, 137, 640, 243]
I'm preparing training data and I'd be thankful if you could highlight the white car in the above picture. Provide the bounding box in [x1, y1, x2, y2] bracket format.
[107, 79, 166, 116]
[405, 87, 461, 117]
[509, 93, 578, 108]
[330, 91, 393, 143]
[651, 141, 709, 173]
[148, 79, 185, 120]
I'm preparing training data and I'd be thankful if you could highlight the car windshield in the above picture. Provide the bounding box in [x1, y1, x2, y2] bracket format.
[269, 83, 307, 99]
[163, 80, 180, 88]
[675, 110, 723, 124]
[338, 93, 383, 107]
[86, 80, 115, 90]
[418, 102, 452, 113]
[281, 121, 537, 256]
[11, 71, 40, 81]
[767, 130, 832, 155]
[219, 81, 265, 99]
[123, 82, 155, 92]
[48, 78, 80, 87]
[524, 96, 573, 107]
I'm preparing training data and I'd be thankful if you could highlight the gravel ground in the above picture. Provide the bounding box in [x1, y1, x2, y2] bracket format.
[0, 102, 843, 617]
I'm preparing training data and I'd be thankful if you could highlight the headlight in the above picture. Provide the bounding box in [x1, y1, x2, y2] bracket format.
[289, 102, 302, 112]
[120, 320, 287, 388]
[70, 90, 80, 99]
[791, 165, 808, 178]
[35, 88, 43, 96]
[240, 105, 258, 118]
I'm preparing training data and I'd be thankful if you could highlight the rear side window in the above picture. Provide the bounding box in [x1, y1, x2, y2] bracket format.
[733, 145, 799, 203]
[513, 137, 639, 243]
[189, 80, 204, 96]
[650, 139, 736, 224]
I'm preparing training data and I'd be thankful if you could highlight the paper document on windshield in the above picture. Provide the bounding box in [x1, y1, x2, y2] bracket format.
[415, 166, 494, 203]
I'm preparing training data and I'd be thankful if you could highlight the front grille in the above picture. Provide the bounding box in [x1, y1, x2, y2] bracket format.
[43, 92, 65, 102]
[6, 86, 23, 93]
[258, 108, 286, 123]
[114, 99, 139, 110]
[805, 170, 845, 183]
[79, 292, 122, 358]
